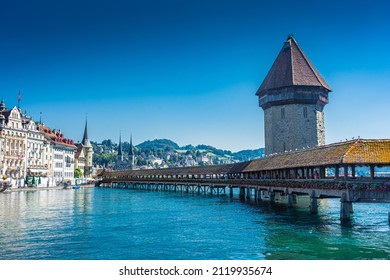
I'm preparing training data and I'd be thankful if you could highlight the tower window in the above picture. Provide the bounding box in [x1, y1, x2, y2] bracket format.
[281, 108, 285, 119]
[303, 107, 308, 118]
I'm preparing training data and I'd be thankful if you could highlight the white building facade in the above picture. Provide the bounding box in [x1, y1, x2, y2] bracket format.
[0, 104, 27, 187]
[53, 144, 75, 185]
[0, 98, 77, 188]
[39, 125, 76, 186]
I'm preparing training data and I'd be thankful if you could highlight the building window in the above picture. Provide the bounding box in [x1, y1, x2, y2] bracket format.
[303, 107, 308, 118]
[281, 108, 285, 119]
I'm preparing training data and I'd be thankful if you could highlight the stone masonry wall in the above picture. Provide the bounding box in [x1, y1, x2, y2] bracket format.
[264, 104, 325, 155]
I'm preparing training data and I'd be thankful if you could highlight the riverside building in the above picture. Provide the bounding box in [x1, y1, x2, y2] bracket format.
[38, 124, 77, 186]
[0, 100, 28, 187]
[0, 97, 94, 188]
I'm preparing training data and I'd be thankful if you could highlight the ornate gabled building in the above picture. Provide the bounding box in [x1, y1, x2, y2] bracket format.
[256, 35, 331, 155]
[0, 100, 28, 186]
[75, 119, 94, 178]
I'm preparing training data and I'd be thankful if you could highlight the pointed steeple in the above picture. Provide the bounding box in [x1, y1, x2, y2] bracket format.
[117, 132, 123, 160]
[128, 133, 135, 168]
[82, 116, 92, 148]
[128, 134, 134, 156]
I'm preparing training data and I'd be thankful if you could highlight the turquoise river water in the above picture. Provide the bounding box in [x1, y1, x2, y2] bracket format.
[0, 187, 389, 260]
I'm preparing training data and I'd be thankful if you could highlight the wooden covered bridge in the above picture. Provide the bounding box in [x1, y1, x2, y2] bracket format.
[97, 139, 390, 221]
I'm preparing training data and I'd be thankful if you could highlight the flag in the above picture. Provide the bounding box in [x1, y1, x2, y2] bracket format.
[18, 91, 21, 103]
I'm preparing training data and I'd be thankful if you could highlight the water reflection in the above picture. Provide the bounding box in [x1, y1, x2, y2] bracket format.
[240, 196, 390, 260]
[0, 188, 389, 260]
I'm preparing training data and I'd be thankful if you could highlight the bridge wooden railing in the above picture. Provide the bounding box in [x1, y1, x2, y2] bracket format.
[97, 177, 390, 193]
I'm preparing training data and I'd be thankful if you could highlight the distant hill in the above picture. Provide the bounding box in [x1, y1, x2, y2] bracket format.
[92, 138, 265, 167]
[232, 148, 265, 161]
[136, 139, 263, 159]
[137, 139, 180, 150]
[192, 144, 232, 157]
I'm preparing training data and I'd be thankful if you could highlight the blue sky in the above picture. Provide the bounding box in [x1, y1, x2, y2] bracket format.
[0, 0, 389, 151]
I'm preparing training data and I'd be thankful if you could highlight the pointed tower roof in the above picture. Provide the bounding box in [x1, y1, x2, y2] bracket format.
[82, 117, 92, 148]
[129, 134, 134, 156]
[118, 133, 123, 156]
[256, 35, 331, 96]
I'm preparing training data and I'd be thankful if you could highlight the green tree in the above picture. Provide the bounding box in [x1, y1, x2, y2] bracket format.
[74, 168, 83, 178]
[101, 139, 113, 147]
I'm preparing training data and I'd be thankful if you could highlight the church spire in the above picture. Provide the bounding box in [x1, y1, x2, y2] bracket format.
[129, 133, 134, 156]
[117, 132, 123, 161]
[128, 133, 135, 168]
[82, 116, 92, 148]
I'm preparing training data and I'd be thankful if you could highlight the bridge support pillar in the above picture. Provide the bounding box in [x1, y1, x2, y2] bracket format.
[310, 191, 318, 214]
[246, 187, 251, 199]
[388, 212, 390, 224]
[229, 187, 233, 197]
[239, 187, 245, 198]
[340, 193, 352, 221]
[269, 191, 275, 203]
[287, 193, 294, 208]
[256, 190, 262, 201]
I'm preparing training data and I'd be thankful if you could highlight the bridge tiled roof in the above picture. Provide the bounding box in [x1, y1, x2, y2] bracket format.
[243, 139, 390, 172]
